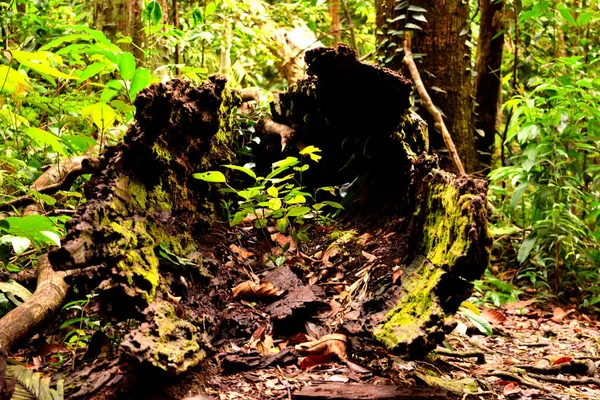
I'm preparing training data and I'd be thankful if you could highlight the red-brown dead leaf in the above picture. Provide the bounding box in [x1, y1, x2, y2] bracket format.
[551, 307, 567, 323]
[503, 382, 521, 396]
[392, 268, 403, 285]
[481, 308, 507, 325]
[232, 280, 285, 300]
[230, 244, 254, 260]
[299, 354, 332, 370]
[39, 343, 70, 357]
[270, 232, 296, 251]
[551, 356, 573, 366]
[295, 333, 348, 360]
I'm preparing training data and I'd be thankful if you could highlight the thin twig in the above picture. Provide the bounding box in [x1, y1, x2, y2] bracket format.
[402, 32, 466, 175]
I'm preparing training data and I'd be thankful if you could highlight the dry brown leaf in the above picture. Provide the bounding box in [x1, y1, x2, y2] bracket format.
[361, 250, 377, 262]
[230, 244, 254, 260]
[481, 308, 507, 325]
[551, 307, 567, 323]
[270, 232, 296, 251]
[295, 333, 348, 360]
[299, 354, 332, 370]
[392, 268, 403, 285]
[232, 280, 285, 300]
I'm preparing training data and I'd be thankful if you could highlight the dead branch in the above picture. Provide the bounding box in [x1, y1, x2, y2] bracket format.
[435, 347, 486, 364]
[402, 32, 465, 175]
[515, 359, 596, 376]
[0, 156, 97, 211]
[0, 255, 70, 351]
[486, 370, 547, 391]
[528, 373, 600, 387]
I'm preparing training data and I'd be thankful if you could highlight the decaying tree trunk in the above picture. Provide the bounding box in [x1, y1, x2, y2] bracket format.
[0, 44, 490, 396]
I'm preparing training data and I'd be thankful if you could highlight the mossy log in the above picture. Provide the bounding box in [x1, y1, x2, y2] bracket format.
[0, 45, 490, 385]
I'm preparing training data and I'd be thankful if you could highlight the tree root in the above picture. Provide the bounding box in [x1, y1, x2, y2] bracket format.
[0, 255, 70, 351]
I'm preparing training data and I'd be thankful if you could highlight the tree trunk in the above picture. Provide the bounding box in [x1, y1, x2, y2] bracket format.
[93, 0, 146, 61]
[93, 0, 169, 67]
[375, 0, 480, 174]
[329, 0, 342, 42]
[474, 0, 504, 172]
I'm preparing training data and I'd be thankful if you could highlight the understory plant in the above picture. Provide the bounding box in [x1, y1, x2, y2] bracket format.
[194, 146, 344, 249]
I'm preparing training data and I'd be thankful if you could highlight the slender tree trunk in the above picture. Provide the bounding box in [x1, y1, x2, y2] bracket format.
[375, 0, 480, 174]
[474, 0, 504, 172]
[329, 0, 341, 42]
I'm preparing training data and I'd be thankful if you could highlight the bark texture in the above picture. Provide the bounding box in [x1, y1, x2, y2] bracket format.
[474, 0, 504, 171]
[376, 0, 480, 173]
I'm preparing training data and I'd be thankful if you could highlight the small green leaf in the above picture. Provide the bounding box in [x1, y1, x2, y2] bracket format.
[254, 218, 268, 229]
[205, 2, 217, 17]
[25, 127, 66, 156]
[129, 67, 150, 100]
[267, 186, 278, 198]
[192, 8, 204, 25]
[119, 52, 136, 81]
[223, 164, 256, 179]
[322, 201, 344, 209]
[299, 145, 322, 162]
[40, 231, 61, 247]
[277, 218, 288, 233]
[81, 103, 117, 134]
[517, 233, 537, 264]
[286, 195, 306, 205]
[286, 206, 311, 217]
[193, 171, 227, 183]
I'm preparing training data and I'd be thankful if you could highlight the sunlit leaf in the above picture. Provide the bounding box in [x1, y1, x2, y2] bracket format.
[193, 171, 227, 183]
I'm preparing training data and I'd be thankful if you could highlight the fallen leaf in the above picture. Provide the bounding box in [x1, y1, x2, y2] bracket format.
[230, 244, 254, 260]
[391, 268, 403, 285]
[329, 374, 349, 382]
[361, 250, 377, 262]
[295, 333, 348, 360]
[551, 307, 567, 323]
[299, 354, 332, 370]
[503, 381, 521, 396]
[39, 343, 70, 357]
[232, 280, 285, 300]
[270, 232, 296, 251]
[481, 308, 507, 325]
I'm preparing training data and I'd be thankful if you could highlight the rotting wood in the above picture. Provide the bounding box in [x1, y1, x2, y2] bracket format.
[292, 383, 450, 399]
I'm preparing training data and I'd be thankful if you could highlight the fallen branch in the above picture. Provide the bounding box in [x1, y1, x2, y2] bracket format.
[435, 347, 486, 364]
[528, 373, 600, 387]
[515, 359, 595, 376]
[402, 32, 465, 175]
[486, 370, 547, 392]
[0, 255, 70, 351]
[0, 156, 97, 211]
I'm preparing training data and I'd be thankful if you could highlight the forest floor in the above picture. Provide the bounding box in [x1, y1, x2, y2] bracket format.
[6, 220, 600, 400]
[202, 298, 600, 400]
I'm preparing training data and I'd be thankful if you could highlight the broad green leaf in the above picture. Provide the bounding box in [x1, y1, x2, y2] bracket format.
[12, 50, 77, 80]
[517, 233, 537, 264]
[558, 7, 576, 25]
[286, 206, 311, 217]
[2, 236, 31, 256]
[205, 2, 217, 17]
[277, 218, 288, 233]
[101, 79, 123, 101]
[230, 211, 247, 226]
[223, 164, 256, 179]
[40, 231, 61, 247]
[0, 109, 31, 127]
[119, 52, 136, 81]
[129, 67, 150, 100]
[25, 127, 67, 156]
[143, 1, 163, 25]
[1, 215, 62, 247]
[192, 8, 204, 26]
[267, 186, 278, 198]
[460, 309, 493, 336]
[78, 62, 108, 81]
[285, 195, 306, 205]
[0, 65, 31, 94]
[254, 218, 268, 229]
[322, 201, 344, 209]
[272, 156, 298, 169]
[510, 182, 529, 209]
[193, 171, 226, 183]
[81, 103, 117, 133]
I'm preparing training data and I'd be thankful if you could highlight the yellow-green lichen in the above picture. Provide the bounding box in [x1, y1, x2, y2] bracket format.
[374, 259, 444, 350]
